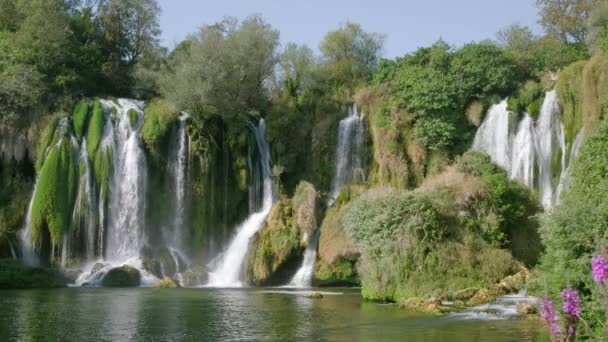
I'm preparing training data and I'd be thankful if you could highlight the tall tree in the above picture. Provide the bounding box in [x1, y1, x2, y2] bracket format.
[536, 0, 600, 43]
[319, 22, 384, 87]
[160, 15, 279, 118]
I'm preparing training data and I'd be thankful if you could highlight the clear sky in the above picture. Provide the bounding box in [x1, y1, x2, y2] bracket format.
[157, 0, 541, 59]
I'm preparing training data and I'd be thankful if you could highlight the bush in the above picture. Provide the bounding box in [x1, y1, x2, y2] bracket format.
[538, 117, 608, 339]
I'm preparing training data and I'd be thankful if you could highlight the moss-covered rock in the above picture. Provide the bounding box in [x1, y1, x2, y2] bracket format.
[245, 182, 320, 285]
[246, 199, 302, 285]
[399, 297, 454, 315]
[0, 259, 66, 289]
[158, 277, 179, 288]
[30, 137, 78, 247]
[72, 100, 90, 142]
[101, 265, 141, 287]
[315, 197, 360, 286]
[141, 98, 178, 151]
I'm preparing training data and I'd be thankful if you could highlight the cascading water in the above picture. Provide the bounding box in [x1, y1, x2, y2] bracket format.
[556, 129, 584, 204]
[19, 193, 39, 267]
[472, 91, 577, 209]
[159, 113, 191, 284]
[72, 137, 98, 261]
[288, 229, 320, 288]
[472, 100, 512, 171]
[104, 99, 147, 261]
[328, 104, 367, 204]
[289, 104, 367, 288]
[206, 119, 274, 287]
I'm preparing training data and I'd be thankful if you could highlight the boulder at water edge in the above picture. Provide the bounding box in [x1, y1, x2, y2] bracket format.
[101, 265, 141, 287]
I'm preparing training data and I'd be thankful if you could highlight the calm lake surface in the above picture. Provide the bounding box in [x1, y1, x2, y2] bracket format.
[0, 288, 548, 341]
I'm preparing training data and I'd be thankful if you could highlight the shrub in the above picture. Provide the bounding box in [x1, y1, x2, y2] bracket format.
[538, 116, 608, 339]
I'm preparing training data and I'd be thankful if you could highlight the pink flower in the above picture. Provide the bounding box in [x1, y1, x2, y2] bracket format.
[541, 298, 560, 337]
[592, 255, 608, 283]
[560, 288, 581, 320]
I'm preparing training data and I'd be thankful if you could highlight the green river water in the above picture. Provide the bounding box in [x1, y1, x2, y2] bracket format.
[0, 288, 548, 341]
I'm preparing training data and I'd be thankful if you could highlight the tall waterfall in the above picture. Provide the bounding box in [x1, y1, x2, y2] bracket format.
[168, 114, 190, 248]
[328, 104, 367, 205]
[472, 91, 579, 209]
[207, 119, 274, 287]
[289, 104, 367, 288]
[104, 100, 147, 261]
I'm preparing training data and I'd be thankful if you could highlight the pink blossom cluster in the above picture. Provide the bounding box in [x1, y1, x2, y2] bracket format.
[592, 255, 608, 284]
[541, 298, 560, 338]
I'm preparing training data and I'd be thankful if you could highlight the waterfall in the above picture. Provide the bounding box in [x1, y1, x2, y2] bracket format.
[104, 99, 147, 261]
[72, 137, 98, 261]
[556, 130, 584, 204]
[472, 100, 512, 171]
[19, 190, 39, 267]
[472, 91, 575, 209]
[328, 104, 366, 205]
[168, 114, 190, 249]
[289, 104, 367, 288]
[288, 228, 320, 288]
[509, 114, 536, 189]
[207, 119, 274, 287]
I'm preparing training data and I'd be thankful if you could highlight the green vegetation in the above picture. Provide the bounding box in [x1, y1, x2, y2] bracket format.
[127, 109, 138, 128]
[245, 181, 319, 285]
[30, 138, 77, 246]
[141, 98, 178, 150]
[556, 54, 608, 148]
[342, 153, 540, 301]
[537, 114, 608, 339]
[72, 100, 90, 142]
[0, 259, 65, 289]
[86, 101, 104, 158]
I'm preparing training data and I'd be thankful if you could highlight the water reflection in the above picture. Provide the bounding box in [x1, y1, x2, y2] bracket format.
[0, 288, 548, 341]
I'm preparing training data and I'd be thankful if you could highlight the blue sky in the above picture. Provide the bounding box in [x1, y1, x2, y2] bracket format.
[158, 0, 541, 58]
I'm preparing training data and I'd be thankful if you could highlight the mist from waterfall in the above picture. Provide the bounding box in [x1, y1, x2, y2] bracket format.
[472, 91, 578, 209]
[206, 119, 274, 287]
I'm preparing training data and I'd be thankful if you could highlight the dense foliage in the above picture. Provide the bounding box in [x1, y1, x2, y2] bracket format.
[538, 110, 608, 338]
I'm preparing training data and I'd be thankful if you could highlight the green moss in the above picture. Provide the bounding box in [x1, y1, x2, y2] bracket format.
[35, 119, 58, 171]
[127, 108, 138, 128]
[30, 139, 78, 246]
[246, 199, 303, 285]
[141, 98, 178, 150]
[507, 80, 542, 116]
[86, 100, 104, 158]
[72, 100, 90, 142]
[526, 97, 541, 120]
[557, 61, 586, 150]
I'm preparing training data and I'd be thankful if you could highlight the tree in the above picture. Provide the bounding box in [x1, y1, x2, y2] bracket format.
[160, 15, 279, 118]
[319, 22, 384, 87]
[278, 43, 315, 98]
[99, 0, 161, 63]
[536, 0, 600, 43]
[586, 1, 608, 53]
